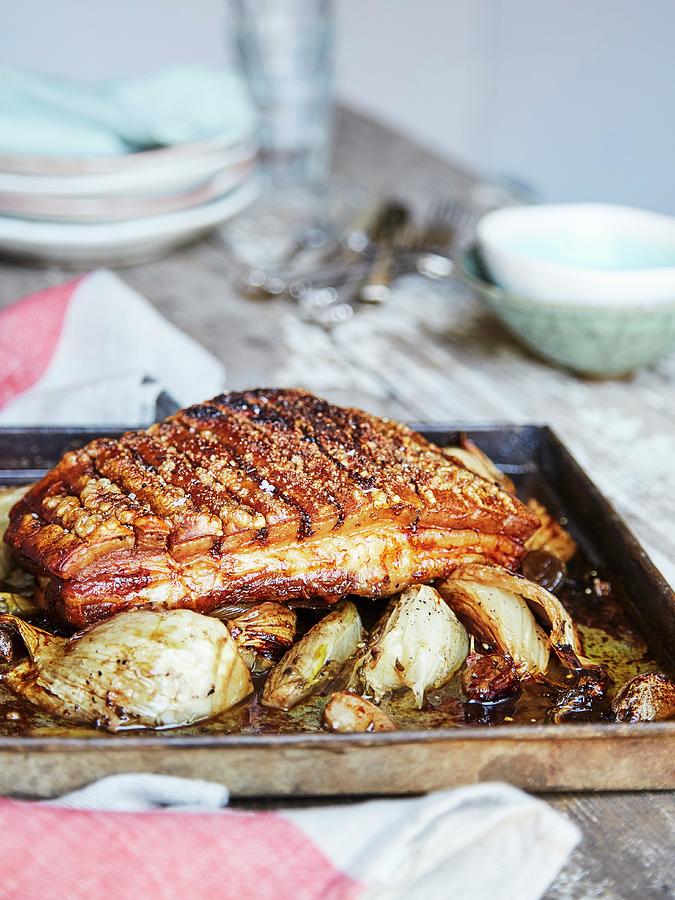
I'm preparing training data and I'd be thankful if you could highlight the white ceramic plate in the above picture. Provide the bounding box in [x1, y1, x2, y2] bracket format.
[0, 159, 255, 223]
[0, 176, 262, 266]
[477, 203, 675, 306]
[0, 129, 256, 175]
[0, 137, 257, 197]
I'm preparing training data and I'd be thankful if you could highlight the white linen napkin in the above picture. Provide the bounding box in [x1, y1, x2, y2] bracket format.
[0, 269, 225, 425]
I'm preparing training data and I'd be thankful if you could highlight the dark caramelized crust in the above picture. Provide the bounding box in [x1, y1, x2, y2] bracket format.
[5, 389, 538, 626]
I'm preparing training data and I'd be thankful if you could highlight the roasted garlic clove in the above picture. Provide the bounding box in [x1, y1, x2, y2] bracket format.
[548, 671, 606, 724]
[612, 673, 675, 723]
[524, 499, 576, 563]
[461, 652, 521, 703]
[439, 564, 592, 674]
[0, 609, 253, 731]
[226, 602, 296, 673]
[262, 601, 363, 710]
[353, 584, 469, 707]
[443, 438, 515, 494]
[323, 691, 396, 733]
[0, 485, 31, 580]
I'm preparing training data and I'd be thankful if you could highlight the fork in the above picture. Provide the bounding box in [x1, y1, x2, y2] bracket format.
[352, 198, 469, 303]
[406, 197, 473, 279]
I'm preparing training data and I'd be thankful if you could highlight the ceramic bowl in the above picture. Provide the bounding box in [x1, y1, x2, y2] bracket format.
[476, 203, 675, 306]
[458, 247, 675, 377]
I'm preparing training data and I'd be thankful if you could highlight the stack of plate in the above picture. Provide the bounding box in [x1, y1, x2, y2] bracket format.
[0, 133, 260, 266]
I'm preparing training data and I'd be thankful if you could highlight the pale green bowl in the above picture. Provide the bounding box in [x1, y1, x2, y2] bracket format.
[458, 247, 675, 377]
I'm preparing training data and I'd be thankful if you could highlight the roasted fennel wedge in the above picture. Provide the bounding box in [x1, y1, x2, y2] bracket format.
[0, 609, 252, 731]
[438, 576, 550, 675]
[226, 602, 296, 674]
[524, 498, 577, 563]
[351, 584, 469, 707]
[439, 564, 593, 674]
[443, 438, 515, 493]
[262, 600, 364, 710]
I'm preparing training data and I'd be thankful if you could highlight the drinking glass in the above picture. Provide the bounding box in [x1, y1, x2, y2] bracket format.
[230, 0, 335, 185]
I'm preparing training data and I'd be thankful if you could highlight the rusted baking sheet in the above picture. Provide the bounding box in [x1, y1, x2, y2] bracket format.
[0, 424, 673, 797]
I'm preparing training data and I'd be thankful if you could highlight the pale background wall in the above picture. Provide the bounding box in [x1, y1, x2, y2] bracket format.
[3, 1, 674, 211]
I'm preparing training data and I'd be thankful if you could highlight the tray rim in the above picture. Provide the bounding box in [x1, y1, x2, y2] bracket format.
[0, 719, 672, 752]
[0, 421, 673, 752]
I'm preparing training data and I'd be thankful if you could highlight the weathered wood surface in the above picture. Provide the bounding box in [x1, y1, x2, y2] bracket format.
[0, 105, 673, 898]
[545, 792, 675, 899]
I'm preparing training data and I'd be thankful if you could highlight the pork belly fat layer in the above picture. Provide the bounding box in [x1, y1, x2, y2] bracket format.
[5, 389, 538, 626]
[45, 524, 526, 627]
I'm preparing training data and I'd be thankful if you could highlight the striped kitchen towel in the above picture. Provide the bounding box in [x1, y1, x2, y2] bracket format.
[0, 270, 224, 425]
[0, 775, 579, 900]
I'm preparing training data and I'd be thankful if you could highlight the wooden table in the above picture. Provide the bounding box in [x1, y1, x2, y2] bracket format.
[0, 106, 673, 898]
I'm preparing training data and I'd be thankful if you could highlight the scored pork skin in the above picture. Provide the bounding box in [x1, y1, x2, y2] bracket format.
[5, 389, 538, 627]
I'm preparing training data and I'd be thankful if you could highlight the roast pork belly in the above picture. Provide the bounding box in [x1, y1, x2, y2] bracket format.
[5, 389, 538, 627]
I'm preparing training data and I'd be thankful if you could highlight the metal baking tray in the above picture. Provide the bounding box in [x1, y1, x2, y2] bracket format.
[0, 424, 673, 798]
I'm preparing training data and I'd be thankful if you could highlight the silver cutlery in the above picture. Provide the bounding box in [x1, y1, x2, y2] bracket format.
[299, 197, 471, 325]
[223, 195, 473, 325]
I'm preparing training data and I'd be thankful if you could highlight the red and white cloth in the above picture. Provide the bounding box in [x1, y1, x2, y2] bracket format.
[0, 775, 579, 900]
[0, 270, 225, 425]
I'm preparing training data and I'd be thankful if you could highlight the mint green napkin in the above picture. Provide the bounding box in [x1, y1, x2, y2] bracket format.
[0, 65, 256, 157]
